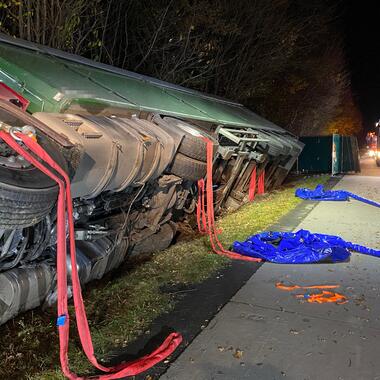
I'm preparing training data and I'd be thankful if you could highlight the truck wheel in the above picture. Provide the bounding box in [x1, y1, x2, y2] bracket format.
[169, 153, 207, 181]
[0, 134, 67, 229]
[177, 130, 218, 162]
[164, 118, 218, 162]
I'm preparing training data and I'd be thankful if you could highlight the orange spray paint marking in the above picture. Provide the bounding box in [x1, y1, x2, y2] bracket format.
[276, 282, 347, 304]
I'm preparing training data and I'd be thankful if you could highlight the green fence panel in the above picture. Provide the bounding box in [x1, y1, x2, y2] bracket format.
[300, 134, 360, 174]
[298, 136, 333, 173]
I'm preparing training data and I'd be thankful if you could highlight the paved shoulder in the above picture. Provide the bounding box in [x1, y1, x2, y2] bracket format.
[162, 174, 380, 380]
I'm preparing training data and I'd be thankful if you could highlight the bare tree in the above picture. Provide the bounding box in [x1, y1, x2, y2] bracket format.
[0, 0, 361, 136]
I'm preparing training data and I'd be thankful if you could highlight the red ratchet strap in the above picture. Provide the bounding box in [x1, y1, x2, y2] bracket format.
[248, 166, 256, 201]
[196, 137, 261, 262]
[197, 178, 207, 234]
[0, 130, 182, 380]
[248, 167, 265, 202]
[258, 169, 265, 195]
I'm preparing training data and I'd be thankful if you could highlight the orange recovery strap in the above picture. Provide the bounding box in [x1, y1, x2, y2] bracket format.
[196, 137, 261, 262]
[0, 130, 182, 380]
[275, 282, 340, 291]
[295, 290, 348, 304]
[276, 282, 348, 304]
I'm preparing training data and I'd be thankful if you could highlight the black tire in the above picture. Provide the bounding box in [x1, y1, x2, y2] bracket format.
[377, 159, 380, 167]
[163, 117, 218, 162]
[170, 153, 207, 181]
[0, 134, 67, 229]
[177, 132, 218, 162]
[0, 187, 57, 228]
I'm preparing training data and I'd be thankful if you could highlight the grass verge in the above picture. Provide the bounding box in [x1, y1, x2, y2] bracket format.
[0, 175, 328, 379]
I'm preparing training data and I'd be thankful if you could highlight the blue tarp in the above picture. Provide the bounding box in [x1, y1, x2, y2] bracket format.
[232, 229, 380, 263]
[295, 184, 380, 208]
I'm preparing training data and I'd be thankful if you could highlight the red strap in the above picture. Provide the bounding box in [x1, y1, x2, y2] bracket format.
[248, 166, 256, 202]
[0, 130, 182, 380]
[0, 82, 30, 111]
[196, 179, 208, 234]
[196, 137, 261, 263]
[258, 169, 265, 195]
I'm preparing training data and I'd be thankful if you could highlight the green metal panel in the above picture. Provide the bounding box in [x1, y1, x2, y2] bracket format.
[0, 43, 133, 113]
[65, 58, 284, 131]
[64, 61, 212, 120]
[0, 37, 284, 133]
[164, 87, 252, 126]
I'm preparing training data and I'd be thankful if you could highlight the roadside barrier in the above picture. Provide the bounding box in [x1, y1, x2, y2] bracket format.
[0, 130, 182, 380]
[296, 184, 380, 208]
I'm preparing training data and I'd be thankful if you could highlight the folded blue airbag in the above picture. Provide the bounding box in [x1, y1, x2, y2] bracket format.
[295, 184, 380, 208]
[232, 229, 380, 263]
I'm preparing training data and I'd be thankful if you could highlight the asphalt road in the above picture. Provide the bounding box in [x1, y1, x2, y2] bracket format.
[162, 165, 380, 380]
[358, 156, 380, 176]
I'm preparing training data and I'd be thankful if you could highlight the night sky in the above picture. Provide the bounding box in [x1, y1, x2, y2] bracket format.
[345, 1, 380, 133]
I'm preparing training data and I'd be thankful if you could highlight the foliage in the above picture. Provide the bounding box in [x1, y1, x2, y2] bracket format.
[326, 92, 363, 135]
[0, 1, 361, 135]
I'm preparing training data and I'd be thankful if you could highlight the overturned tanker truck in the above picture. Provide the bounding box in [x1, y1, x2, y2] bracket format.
[0, 34, 304, 325]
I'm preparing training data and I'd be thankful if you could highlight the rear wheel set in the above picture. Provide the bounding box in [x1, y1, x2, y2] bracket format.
[168, 120, 218, 181]
[0, 130, 67, 229]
